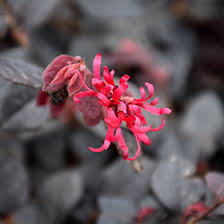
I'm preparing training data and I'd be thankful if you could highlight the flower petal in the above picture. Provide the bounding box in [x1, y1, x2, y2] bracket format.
[92, 78, 106, 91]
[89, 145, 106, 152]
[88, 126, 114, 152]
[103, 66, 115, 86]
[150, 97, 159, 106]
[116, 128, 128, 153]
[93, 53, 102, 80]
[95, 92, 110, 106]
[36, 91, 49, 106]
[125, 134, 141, 161]
[142, 103, 172, 115]
[128, 104, 147, 125]
[117, 101, 127, 113]
[145, 82, 154, 100]
[73, 91, 95, 103]
[119, 74, 130, 85]
[131, 125, 152, 133]
[104, 108, 122, 128]
[113, 83, 129, 102]
[140, 86, 146, 100]
[135, 132, 151, 145]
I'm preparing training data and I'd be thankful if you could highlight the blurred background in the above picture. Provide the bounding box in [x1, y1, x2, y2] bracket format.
[0, 0, 224, 223]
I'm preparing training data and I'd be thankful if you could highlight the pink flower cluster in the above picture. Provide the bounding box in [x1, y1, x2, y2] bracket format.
[38, 53, 171, 160]
[73, 54, 171, 160]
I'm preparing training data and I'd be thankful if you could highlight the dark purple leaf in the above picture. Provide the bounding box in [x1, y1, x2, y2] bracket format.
[76, 74, 103, 126]
[42, 54, 75, 92]
[0, 57, 43, 89]
[0, 57, 48, 130]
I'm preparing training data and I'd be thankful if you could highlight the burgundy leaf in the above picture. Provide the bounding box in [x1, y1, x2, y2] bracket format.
[36, 90, 49, 106]
[49, 101, 66, 118]
[0, 58, 42, 127]
[80, 96, 103, 126]
[42, 54, 75, 92]
[0, 56, 42, 88]
[75, 74, 103, 126]
[67, 70, 86, 96]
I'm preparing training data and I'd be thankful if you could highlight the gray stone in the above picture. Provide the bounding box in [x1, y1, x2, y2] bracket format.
[151, 156, 205, 211]
[38, 170, 83, 223]
[102, 158, 156, 201]
[97, 196, 136, 224]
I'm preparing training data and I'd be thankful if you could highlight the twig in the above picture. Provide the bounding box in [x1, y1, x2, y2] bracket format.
[186, 198, 224, 224]
[0, 0, 28, 47]
[64, 0, 82, 18]
[51, 18, 80, 33]
[169, 0, 188, 17]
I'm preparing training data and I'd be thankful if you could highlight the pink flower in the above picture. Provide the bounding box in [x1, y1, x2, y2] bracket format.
[73, 53, 172, 160]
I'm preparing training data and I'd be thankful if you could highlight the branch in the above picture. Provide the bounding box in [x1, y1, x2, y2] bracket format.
[0, 0, 28, 47]
[187, 198, 224, 224]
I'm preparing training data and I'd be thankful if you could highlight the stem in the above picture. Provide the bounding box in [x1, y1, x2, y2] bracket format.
[187, 198, 224, 224]
[0, 0, 28, 47]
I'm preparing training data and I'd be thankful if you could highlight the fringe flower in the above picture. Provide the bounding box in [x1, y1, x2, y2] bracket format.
[73, 53, 171, 160]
